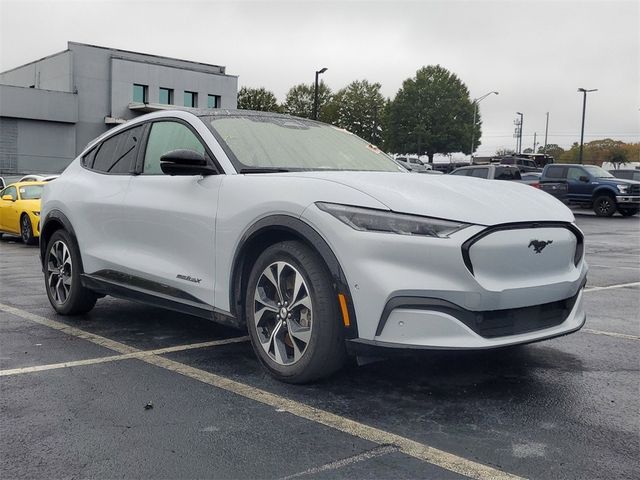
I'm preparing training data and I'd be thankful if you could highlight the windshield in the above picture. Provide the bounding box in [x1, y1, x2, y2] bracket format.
[205, 115, 401, 172]
[583, 165, 614, 178]
[18, 185, 43, 200]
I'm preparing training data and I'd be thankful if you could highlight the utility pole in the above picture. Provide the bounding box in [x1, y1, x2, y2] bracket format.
[470, 91, 498, 159]
[313, 67, 328, 120]
[578, 88, 597, 164]
[516, 112, 524, 154]
[533, 132, 538, 153]
[543, 112, 549, 154]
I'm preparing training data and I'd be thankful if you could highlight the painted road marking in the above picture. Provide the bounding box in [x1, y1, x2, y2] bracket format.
[280, 445, 399, 479]
[584, 282, 640, 292]
[0, 337, 249, 377]
[582, 328, 639, 341]
[0, 302, 522, 480]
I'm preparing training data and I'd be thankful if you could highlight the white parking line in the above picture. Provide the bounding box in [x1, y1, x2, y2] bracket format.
[583, 329, 639, 341]
[0, 302, 522, 480]
[584, 282, 640, 292]
[280, 445, 399, 479]
[0, 337, 250, 377]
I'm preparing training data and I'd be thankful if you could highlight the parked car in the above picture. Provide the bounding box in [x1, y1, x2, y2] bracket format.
[0, 181, 44, 244]
[0, 177, 5, 190]
[450, 164, 522, 180]
[610, 169, 640, 182]
[395, 156, 430, 172]
[541, 164, 640, 216]
[40, 110, 588, 383]
[499, 157, 541, 173]
[19, 174, 47, 182]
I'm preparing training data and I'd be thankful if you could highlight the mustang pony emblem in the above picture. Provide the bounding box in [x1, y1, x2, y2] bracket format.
[528, 240, 553, 254]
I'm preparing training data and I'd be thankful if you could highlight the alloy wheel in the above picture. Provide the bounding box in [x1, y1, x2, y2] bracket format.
[253, 261, 313, 365]
[47, 240, 73, 305]
[598, 199, 611, 214]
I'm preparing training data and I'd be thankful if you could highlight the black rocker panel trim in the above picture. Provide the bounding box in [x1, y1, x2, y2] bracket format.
[461, 221, 584, 275]
[229, 214, 359, 339]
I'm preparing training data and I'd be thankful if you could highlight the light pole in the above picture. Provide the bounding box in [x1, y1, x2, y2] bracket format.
[543, 112, 549, 154]
[516, 112, 524, 154]
[470, 91, 498, 159]
[313, 67, 328, 120]
[578, 88, 597, 164]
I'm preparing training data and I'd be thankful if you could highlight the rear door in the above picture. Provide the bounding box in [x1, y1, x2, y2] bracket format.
[120, 119, 222, 305]
[72, 124, 144, 275]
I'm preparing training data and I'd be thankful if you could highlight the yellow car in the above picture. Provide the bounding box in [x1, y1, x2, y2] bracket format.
[0, 181, 44, 245]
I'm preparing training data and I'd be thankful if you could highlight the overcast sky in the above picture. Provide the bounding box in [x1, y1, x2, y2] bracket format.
[1, 0, 638, 155]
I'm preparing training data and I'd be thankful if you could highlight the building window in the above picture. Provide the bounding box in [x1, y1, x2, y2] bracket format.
[159, 87, 174, 105]
[207, 94, 221, 109]
[184, 91, 198, 108]
[133, 84, 148, 103]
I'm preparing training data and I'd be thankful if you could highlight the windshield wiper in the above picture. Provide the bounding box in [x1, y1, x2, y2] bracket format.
[239, 167, 291, 174]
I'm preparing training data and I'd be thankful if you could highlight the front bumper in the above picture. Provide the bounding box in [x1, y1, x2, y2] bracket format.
[350, 288, 585, 350]
[616, 195, 640, 205]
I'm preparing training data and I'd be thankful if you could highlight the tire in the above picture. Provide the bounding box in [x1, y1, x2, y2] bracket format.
[618, 207, 639, 217]
[593, 195, 616, 217]
[44, 229, 97, 315]
[245, 240, 347, 383]
[20, 214, 36, 245]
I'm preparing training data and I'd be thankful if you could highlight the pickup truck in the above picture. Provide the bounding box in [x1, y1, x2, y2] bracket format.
[540, 164, 640, 216]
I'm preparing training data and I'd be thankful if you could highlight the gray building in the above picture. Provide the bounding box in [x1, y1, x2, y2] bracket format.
[0, 42, 238, 174]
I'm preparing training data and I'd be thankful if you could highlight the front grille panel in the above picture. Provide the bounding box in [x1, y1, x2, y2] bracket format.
[629, 184, 640, 196]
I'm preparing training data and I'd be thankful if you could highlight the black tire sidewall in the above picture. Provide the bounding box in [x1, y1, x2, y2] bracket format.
[21, 214, 34, 244]
[594, 196, 616, 217]
[245, 241, 345, 383]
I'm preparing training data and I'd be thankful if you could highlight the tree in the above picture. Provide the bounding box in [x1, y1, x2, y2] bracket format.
[386, 65, 477, 162]
[607, 146, 628, 169]
[523, 147, 533, 154]
[237, 87, 281, 112]
[537, 143, 565, 161]
[327, 80, 387, 145]
[282, 82, 332, 121]
[495, 148, 515, 156]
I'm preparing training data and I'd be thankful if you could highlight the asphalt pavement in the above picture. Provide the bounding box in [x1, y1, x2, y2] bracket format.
[1, 214, 638, 480]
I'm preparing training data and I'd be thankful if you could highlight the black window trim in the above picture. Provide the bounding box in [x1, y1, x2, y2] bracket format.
[81, 123, 148, 176]
[134, 117, 223, 176]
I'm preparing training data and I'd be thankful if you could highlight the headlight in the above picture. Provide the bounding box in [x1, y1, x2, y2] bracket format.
[32, 211, 40, 216]
[616, 184, 628, 194]
[316, 202, 470, 238]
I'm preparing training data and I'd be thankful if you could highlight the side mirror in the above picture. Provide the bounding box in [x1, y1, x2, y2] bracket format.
[2, 195, 14, 201]
[160, 149, 217, 176]
[579, 175, 589, 183]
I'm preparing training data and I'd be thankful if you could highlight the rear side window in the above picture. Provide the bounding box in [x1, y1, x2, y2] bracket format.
[92, 125, 144, 174]
[501, 158, 514, 165]
[451, 169, 470, 176]
[471, 168, 488, 178]
[142, 121, 207, 175]
[545, 166, 566, 179]
[495, 167, 520, 180]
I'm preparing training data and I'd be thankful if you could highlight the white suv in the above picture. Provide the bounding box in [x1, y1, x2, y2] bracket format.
[40, 110, 588, 383]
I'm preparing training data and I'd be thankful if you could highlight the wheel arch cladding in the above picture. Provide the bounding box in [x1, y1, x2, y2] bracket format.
[593, 186, 617, 198]
[39, 210, 80, 269]
[229, 215, 358, 339]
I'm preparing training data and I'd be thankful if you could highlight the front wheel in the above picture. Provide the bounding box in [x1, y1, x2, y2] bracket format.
[21, 214, 36, 245]
[593, 195, 616, 217]
[245, 241, 346, 383]
[44, 229, 97, 315]
[618, 207, 639, 217]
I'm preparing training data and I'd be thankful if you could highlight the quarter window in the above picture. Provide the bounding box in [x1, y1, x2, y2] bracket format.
[184, 91, 198, 108]
[142, 121, 207, 175]
[92, 126, 144, 174]
[207, 94, 221, 109]
[159, 87, 174, 105]
[133, 84, 148, 103]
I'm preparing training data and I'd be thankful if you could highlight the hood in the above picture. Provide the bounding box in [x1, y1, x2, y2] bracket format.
[603, 177, 640, 186]
[284, 171, 575, 226]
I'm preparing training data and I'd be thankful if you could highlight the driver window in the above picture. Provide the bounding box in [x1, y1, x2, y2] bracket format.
[2, 186, 17, 200]
[567, 167, 584, 181]
[143, 121, 206, 175]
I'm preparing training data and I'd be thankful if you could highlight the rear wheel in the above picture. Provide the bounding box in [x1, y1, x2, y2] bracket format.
[593, 195, 616, 217]
[245, 241, 346, 383]
[20, 214, 36, 245]
[44, 229, 97, 315]
[618, 207, 639, 217]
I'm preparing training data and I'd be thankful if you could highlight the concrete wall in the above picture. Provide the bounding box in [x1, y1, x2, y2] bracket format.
[0, 51, 72, 92]
[0, 85, 78, 123]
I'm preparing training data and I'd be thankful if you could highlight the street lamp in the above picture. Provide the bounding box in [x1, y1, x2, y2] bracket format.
[470, 91, 498, 159]
[516, 112, 524, 154]
[313, 67, 328, 120]
[578, 88, 597, 164]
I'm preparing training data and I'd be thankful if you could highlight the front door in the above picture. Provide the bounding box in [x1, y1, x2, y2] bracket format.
[0, 186, 19, 234]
